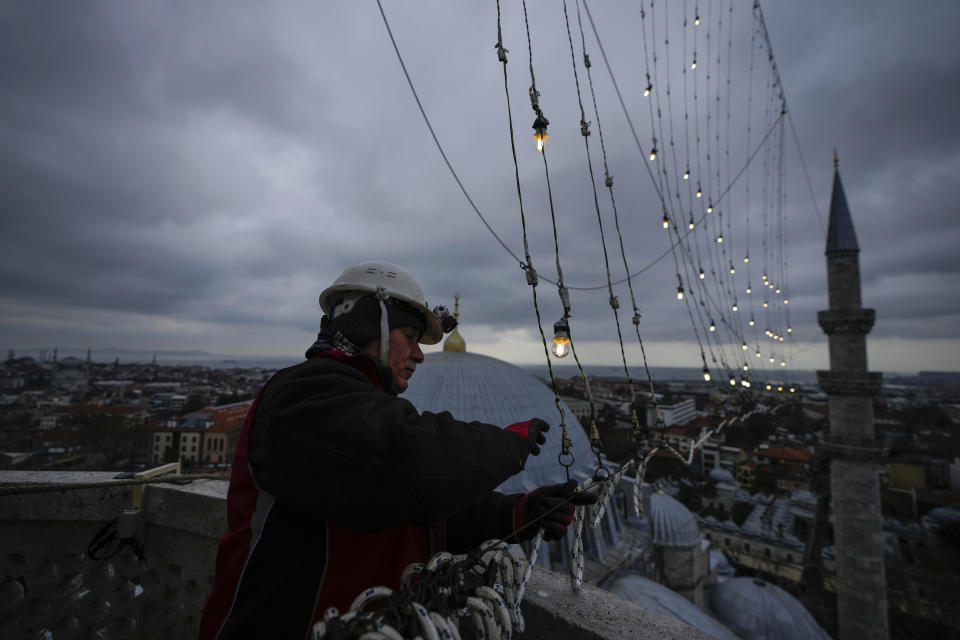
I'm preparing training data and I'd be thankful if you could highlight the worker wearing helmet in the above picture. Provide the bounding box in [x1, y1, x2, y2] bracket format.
[200, 261, 594, 640]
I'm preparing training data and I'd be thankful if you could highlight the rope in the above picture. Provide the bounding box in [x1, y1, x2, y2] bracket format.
[0, 473, 226, 496]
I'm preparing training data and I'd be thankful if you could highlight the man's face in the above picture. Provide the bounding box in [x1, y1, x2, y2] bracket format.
[370, 326, 424, 393]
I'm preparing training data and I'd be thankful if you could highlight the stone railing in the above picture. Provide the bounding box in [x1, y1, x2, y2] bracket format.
[0, 471, 714, 640]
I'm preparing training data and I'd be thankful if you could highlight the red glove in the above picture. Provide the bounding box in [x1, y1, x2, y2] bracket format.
[505, 418, 549, 457]
[513, 480, 597, 541]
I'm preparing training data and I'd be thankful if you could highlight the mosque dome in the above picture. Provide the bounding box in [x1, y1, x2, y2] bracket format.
[708, 468, 736, 485]
[647, 491, 701, 547]
[607, 573, 739, 640]
[403, 350, 598, 493]
[711, 577, 831, 640]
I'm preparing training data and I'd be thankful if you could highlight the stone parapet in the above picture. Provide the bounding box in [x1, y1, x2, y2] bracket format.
[819, 434, 887, 465]
[0, 471, 711, 640]
[816, 370, 882, 397]
[817, 308, 875, 335]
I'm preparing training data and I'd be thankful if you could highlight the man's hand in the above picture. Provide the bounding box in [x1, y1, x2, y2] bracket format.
[512, 480, 598, 541]
[505, 418, 549, 458]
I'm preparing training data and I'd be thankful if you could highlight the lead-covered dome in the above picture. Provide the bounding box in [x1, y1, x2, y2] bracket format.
[403, 350, 598, 493]
[711, 577, 831, 640]
[648, 491, 701, 547]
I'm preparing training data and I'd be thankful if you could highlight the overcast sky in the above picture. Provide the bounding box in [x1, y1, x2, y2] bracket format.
[1, 0, 958, 376]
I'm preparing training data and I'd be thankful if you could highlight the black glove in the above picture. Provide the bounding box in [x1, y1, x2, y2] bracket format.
[512, 480, 598, 542]
[505, 418, 549, 458]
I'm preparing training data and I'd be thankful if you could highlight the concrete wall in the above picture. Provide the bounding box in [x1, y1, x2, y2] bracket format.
[0, 471, 716, 640]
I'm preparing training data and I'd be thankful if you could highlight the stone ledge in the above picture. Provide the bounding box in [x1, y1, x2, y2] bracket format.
[0, 472, 715, 640]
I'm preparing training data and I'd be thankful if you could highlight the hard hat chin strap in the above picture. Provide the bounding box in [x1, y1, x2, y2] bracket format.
[375, 286, 391, 364]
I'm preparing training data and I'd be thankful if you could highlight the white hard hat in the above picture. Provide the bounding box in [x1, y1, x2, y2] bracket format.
[319, 261, 443, 346]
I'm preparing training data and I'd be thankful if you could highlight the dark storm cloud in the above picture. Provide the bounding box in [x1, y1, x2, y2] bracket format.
[1, 1, 958, 371]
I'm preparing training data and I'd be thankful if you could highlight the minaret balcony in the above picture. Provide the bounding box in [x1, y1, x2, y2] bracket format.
[817, 308, 875, 335]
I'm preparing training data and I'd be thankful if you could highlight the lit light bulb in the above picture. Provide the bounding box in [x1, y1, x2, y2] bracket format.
[789, 387, 796, 393]
[729, 377, 736, 386]
[732, 301, 738, 311]
[763, 300, 769, 308]
[702, 366, 711, 381]
[777, 386, 783, 392]
[766, 384, 772, 390]
[746, 285, 752, 294]
[717, 234, 724, 244]
[695, 15, 700, 26]
[761, 273, 767, 280]
[756, 350, 761, 358]
[691, 58, 697, 70]
[744, 255, 750, 263]
[769, 283, 774, 289]
[742, 378, 751, 388]
[779, 336, 784, 342]
[677, 286, 684, 300]
[552, 318, 571, 358]
[749, 317, 755, 326]
[696, 186, 703, 198]
[741, 342, 748, 351]
[769, 356, 775, 363]
[780, 360, 786, 367]
[683, 169, 690, 180]
[532, 115, 549, 153]
[649, 147, 658, 161]
[730, 265, 736, 275]
[699, 268, 705, 280]
[709, 320, 716, 332]
[706, 203, 713, 213]
[775, 288, 781, 294]
[743, 362, 749, 371]
[644, 84, 652, 97]
[787, 327, 792, 333]
[662, 215, 670, 229]
[783, 299, 789, 305]
[689, 219, 695, 230]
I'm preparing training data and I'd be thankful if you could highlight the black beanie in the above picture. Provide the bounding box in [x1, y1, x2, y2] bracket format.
[328, 294, 426, 349]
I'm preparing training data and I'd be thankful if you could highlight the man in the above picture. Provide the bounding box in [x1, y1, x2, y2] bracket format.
[200, 261, 593, 640]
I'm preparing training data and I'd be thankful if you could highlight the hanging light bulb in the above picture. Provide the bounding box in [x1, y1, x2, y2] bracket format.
[756, 350, 762, 358]
[695, 14, 701, 26]
[780, 360, 786, 367]
[777, 386, 783, 392]
[644, 83, 652, 97]
[662, 214, 670, 229]
[744, 255, 750, 263]
[743, 362, 749, 371]
[709, 320, 716, 332]
[729, 376, 736, 386]
[732, 301, 739, 311]
[779, 336, 785, 342]
[741, 342, 748, 351]
[649, 145, 658, 161]
[551, 318, 571, 358]
[699, 268, 705, 280]
[742, 378, 751, 388]
[783, 298, 789, 305]
[683, 169, 690, 180]
[532, 115, 549, 152]
[763, 300, 769, 308]
[769, 283, 775, 289]
[706, 203, 713, 213]
[769, 356, 775, 363]
[787, 326, 792, 333]
[776, 288, 781, 294]
[688, 219, 695, 230]
[716, 234, 724, 244]
[746, 284, 752, 294]
[761, 273, 767, 280]
[691, 58, 697, 70]
[702, 366, 711, 381]
[789, 387, 796, 393]
[765, 384, 772, 391]
[696, 185, 703, 198]
[677, 285, 685, 300]
[749, 317, 755, 326]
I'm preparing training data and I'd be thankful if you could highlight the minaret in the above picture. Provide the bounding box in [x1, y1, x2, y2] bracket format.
[442, 294, 467, 353]
[816, 153, 888, 639]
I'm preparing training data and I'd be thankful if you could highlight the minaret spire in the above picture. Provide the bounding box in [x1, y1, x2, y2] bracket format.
[442, 293, 467, 353]
[817, 156, 888, 639]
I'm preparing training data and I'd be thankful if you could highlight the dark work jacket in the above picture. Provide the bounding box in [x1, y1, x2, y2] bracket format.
[199, 349, 529, 640]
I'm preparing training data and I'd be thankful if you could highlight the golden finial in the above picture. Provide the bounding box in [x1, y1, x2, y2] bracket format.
[443, 294, 466, 353]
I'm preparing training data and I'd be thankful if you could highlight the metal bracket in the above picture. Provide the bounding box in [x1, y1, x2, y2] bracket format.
[131, 461, 181, 510]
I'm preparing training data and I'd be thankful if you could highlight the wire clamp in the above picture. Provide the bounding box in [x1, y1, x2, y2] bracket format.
[495, 41, 509, 63]
[609, 295, 619, 310]
[579, 119, 591, 137]
[604, 174, 613, 188]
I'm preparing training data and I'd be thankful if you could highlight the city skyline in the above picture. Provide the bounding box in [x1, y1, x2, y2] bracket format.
[2, 1, 958, 375]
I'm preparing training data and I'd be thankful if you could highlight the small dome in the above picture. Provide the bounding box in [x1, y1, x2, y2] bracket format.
[608, 573, 739, 640]
[712, 577, 831, 640]
[709, 468, 736, 484]
[648, 491, 700, 547]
